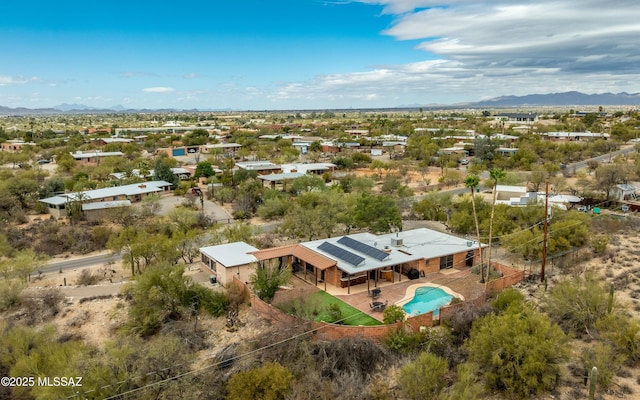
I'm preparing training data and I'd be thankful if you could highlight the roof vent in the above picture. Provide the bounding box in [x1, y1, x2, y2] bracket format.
[391, 237, 403, 247]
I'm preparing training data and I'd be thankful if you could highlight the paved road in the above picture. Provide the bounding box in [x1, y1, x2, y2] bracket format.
[565, 144, 636, 172]
[41, 252, 122, 274]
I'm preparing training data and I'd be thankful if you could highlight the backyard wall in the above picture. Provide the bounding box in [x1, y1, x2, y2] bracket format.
[234, 263, 524, 344]
[486, 262, 525, 293]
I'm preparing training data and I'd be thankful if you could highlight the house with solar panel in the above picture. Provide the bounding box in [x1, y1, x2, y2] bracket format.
[200, 228, 485, 292]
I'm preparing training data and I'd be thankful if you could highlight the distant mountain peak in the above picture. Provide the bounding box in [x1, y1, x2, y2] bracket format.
[53, 103, 96, 111]
[471, 91, 640, 107]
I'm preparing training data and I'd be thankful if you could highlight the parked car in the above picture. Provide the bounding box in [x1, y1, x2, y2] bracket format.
[36, 159, 51, 164]
[459, 158, 469, 165]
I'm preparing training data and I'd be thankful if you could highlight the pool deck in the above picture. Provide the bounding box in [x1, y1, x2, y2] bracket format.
[329, 268, 485, 322]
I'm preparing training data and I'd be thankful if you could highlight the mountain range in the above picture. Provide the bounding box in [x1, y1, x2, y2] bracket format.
[467, 91, 640, 107]
[0, 92, 638, 116]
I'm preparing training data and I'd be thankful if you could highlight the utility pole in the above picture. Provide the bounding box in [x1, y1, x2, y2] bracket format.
[541, 180, 549, 282]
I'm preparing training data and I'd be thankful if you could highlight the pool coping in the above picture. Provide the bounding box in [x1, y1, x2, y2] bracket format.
[395, 282, 465, 308]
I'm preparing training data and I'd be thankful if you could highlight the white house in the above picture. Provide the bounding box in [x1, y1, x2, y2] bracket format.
[199, 242, 259, 284]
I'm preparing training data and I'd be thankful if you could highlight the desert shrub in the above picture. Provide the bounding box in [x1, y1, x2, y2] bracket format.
[123, 263, 228, 337]
[383, 326, 412, 352]
[20, 288, 66, 325]
[313, 336, 387, 379]
[0, 279, 24, 311]
[440, 362, 485, 400]
[596, 313, 640, 367]
[277, 296, 322, 320]
[382, 304, 405, 324]
[398, 352, 448, 400]
[442, 299, 493, 345]
[581, 343, 626, 388]
[492, 287, 525, 311]
[324, 303, 343, 324]
[591, 234, 610, 254]
[226, 362, 293, 400]
[76, 269, 100, 286]
[543, 271, 614, 336]
[250, 264, 291, 303]
[465, 304, 569, 398]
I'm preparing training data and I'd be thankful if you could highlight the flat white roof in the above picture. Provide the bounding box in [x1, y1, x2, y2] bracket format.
[40, 181, 172, 206]
[280, 163, 336, 174]
[200, 242, 259, 267]
[71, 151, 124, 159]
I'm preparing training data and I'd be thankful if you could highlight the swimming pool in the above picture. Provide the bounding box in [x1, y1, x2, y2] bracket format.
[402, 286, 454, 316]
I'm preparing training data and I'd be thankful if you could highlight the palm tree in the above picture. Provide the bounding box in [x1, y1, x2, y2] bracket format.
[486, 168, 506, 283]
[464, 174, 484, 281]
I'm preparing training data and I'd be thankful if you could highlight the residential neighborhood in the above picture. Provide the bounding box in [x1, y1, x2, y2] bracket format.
[1, 107, 640, 399]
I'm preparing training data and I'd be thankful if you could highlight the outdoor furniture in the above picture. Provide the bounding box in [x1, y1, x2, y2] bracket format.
[370, 300, 388, 312]
[369, 288, 381, 299]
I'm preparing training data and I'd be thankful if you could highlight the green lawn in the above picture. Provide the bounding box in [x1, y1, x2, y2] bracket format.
[311, 291, 382, 326]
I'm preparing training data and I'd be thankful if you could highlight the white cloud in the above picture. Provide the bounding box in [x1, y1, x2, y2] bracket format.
[0, 75, 38, 86]
[268, 0, 640, 106]
[143, 87, 175, 93]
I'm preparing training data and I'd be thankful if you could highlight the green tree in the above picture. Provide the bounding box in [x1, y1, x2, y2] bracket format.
[382, 304, 405, 324]
[194, 160, 216, 178]
[289, 174, 326, 195]
[55, 152, 77, 173]
[5, 176, 39, 209]
[398, 352, 448, 400]
[595, 163, 631, 202]
[543, 272, 615, 336]
[354, 194, 401, 234]
[486, 168, 506, 282]
[309, 140, 322, 152]
[466, 304, 569, 398]
[153, 159, 178, 188]
[250, 262, 292, 303]
[465, 174, 484, 273]
[122, 263, 228, 336]
[226, 362, 293, 400]
[182, 128, 210, 146]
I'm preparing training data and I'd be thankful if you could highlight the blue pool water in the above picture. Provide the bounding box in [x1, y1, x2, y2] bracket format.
[402, 287, 454, 316]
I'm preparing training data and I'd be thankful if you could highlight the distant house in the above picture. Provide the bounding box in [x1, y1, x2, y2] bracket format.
[39, 180, 172, 218]
[1, 139, 36, 152]
[494, 185, 538, 206]
[201, 143, 242, 157]
[156, 146, 201, 158]
[91, 137, 134, 146]
[610, 184, 638, 201]
[82, 200, 132, 222]
[109, 167, 193, 181]
[235, 161, 282, 175]
[494, 113, 538, 125]
[539, 131, 609, 142]
[71, 151, 124, 165]
[199, 242, 259, 285]
[496, 147, 518, 157]
[280, 162, 336, 175]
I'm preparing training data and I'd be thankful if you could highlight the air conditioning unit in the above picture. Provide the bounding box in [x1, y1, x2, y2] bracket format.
[391, 237, 403, 247]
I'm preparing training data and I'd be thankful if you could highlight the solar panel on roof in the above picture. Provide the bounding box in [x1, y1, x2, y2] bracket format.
[317, 242, 365, 266]
[337, 236, 390, 261]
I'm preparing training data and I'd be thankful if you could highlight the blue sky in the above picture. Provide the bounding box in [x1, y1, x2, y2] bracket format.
[1, 0, 639, 110]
